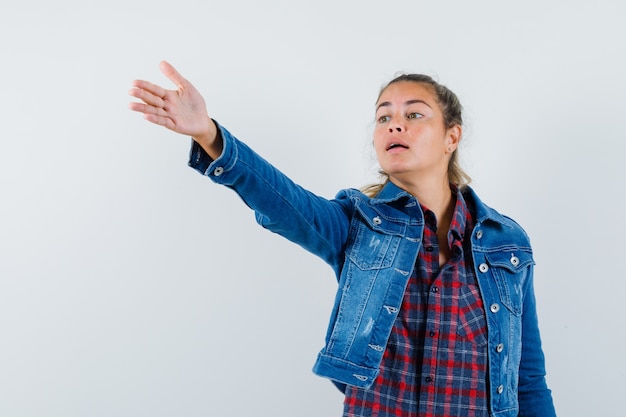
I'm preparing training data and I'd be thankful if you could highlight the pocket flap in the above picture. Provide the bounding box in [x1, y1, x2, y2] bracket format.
[354, 202, 407, 236]
[484, 249, 533, 272]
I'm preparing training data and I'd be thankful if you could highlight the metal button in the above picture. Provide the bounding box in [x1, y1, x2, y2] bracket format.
[213, 167, 224, 176]
[496, 343, 504, 353]
[478, 263, 489, 273]
[490, 303, 500, 313]
[373, 216, 382, 225]
[476, 230, 483, 239]
[510, 255, 520, 267]
[496, 384, 504, 394]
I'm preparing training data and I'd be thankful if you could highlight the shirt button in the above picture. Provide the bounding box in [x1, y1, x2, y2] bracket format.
[496, 384, 504, 394]
[490, 303, 500, 313]
[425, 376, 433, 383]
[431, 286, 439, 293]
[476, 230, 483, 239]
[478, 263, 489, 273]
[373, 216, 382, 225]
[430, 331, 436, 337]
[425, 246, 434, 252]
[213, 167, 224, 176]
[496, 343, 504, 353]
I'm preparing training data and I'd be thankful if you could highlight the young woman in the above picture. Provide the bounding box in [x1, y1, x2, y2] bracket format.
[129, 62, 556, 417]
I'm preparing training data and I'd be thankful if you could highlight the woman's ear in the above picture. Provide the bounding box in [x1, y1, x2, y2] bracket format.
[446, 124, 462, 153]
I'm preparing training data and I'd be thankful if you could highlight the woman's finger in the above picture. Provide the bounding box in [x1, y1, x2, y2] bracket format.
[128, 101, 154, 114]
[143, 112, 176, 130]
[131, 79, 168, 99]
[128, 86, 166, 108]
[159, 61, 187, 89]
[128, 100, 169, 119]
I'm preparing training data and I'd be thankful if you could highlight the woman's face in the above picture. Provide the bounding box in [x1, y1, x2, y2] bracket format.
[373, 81, 459, 185]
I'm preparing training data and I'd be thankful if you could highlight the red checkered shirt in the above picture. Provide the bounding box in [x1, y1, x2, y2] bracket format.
[343, 188, 489, 417]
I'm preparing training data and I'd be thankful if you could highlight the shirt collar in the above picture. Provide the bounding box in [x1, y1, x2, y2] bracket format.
[419, 185, 470, 241]
[448, 185, 472, 242]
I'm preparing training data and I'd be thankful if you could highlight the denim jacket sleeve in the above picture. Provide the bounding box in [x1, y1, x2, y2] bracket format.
[517, 266, 557, 417]
[188, 122, 351, 273]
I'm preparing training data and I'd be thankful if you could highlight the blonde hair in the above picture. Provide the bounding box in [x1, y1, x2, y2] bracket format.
[362, 74, 471, 197]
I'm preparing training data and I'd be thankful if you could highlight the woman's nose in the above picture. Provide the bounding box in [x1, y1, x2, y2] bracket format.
[387, 115, 405, 132]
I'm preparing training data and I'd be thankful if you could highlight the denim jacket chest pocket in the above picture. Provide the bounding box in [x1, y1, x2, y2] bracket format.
[345, 203, 406, 271]
[484, 249, 533, 316]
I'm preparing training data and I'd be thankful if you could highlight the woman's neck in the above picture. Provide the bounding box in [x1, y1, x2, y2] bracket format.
[391, 175, 454, 225]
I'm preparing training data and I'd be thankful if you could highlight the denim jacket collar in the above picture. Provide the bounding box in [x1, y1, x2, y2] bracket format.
[462, 187, 517, 229]
[369, 181, 415, 205]
[371, 180, 512, 229]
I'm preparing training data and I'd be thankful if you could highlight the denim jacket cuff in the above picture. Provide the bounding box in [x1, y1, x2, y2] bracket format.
[187, 119, 234, 180]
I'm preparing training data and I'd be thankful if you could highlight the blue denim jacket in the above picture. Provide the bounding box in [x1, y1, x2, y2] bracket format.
[189, 123, 556, 417]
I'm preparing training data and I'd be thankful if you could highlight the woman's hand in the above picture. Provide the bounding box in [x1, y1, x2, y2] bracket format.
[129, 61, 222, 158]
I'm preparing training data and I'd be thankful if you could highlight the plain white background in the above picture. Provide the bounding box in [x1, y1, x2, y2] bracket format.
[1, 1, 624, 415]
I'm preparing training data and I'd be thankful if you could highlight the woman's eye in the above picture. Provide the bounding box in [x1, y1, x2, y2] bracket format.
[407, 112, 422, 120]
[377, 115, 390, 123]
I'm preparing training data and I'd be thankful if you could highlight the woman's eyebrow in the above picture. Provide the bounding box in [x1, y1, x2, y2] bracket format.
[376, 99, 433, 111]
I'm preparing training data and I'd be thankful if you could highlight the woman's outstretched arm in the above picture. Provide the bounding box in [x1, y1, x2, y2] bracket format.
[128, 62, 351, 271]
[128, 61, 222, 159]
